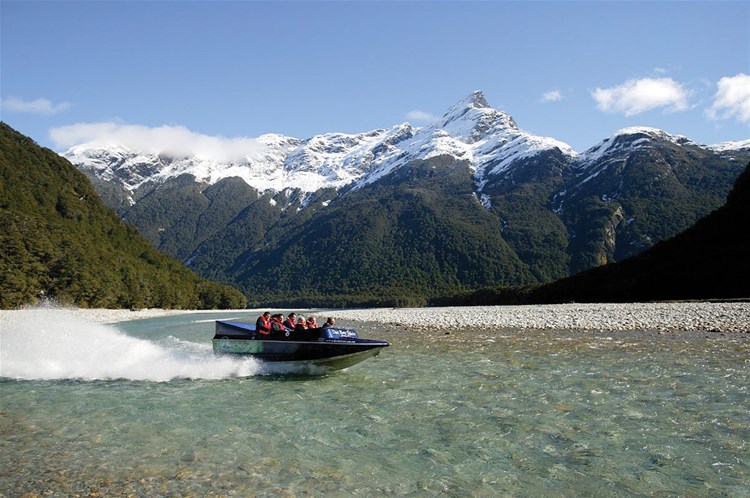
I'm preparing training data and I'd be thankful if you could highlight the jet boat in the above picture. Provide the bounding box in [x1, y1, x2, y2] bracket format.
[212, 320, 389, 370]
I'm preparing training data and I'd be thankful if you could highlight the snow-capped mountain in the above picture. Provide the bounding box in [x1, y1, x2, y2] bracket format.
[351, 91, 576, 190]
[574, 127, 691, 166]
[63, 90, 748, 208]
[62, 91, 576, 202]
[60, 91, 750, 300]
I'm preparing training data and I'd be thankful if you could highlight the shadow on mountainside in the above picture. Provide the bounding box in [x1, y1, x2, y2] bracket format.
[434, 162, 750, 305]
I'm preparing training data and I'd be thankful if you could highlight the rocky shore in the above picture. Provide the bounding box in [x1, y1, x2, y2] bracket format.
[332, 302, 750, 333]
[5, 301, 746, 333]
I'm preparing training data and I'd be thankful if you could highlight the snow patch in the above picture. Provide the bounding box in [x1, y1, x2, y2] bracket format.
[707, 138, 750, 153]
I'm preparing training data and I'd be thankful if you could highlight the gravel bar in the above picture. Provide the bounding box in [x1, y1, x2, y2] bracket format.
[3, 302, 748, 333]
[331, 302, 750, 333]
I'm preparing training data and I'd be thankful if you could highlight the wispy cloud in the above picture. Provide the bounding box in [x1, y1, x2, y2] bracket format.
[1, 96, 72, 115]
[540, 90, 562, 103]
[50, 122, 264, 162]
[406, 110, 437, 122]
[706, 73, 750, 123]
[591, 77, 689, 116]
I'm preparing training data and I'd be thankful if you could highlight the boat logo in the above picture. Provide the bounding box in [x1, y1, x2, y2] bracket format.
[219, 337, 230, 351]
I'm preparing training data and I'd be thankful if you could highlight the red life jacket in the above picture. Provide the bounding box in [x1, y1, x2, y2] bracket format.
[256, 315, 271, 335]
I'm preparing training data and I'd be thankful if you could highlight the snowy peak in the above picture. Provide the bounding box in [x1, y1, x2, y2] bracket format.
[67, 93, 742, 204]
[64, 145, 166, 191]
[438, 90, 518, 142]
[707, 138, 750, 153]
[613, 126, 691, 146]
[441, 90, 491, 121]
[576, 127, 691, 166]
[350, 92, 573, 189]
[63, 91, 576, 198]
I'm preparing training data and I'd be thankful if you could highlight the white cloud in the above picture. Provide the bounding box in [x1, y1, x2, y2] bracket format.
[706, 73, 750, 123]
[591, 77, 689, 116]
[406, 110, 437, 122]
[50, 122, 264, 162]
[1, 96, 71, 115]
[540, 90, 562, 103]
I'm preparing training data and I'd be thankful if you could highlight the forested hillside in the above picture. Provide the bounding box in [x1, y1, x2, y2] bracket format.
[234, 156, 535, 307]
[436, 163, 750, 305]
[65, 94, 747, 307]
[0, 123, 247, 309]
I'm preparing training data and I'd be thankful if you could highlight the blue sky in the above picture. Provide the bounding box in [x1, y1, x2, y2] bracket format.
[1, 1, 748, 155]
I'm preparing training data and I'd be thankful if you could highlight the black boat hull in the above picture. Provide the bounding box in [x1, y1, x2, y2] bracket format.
[212, 320, 389, 370]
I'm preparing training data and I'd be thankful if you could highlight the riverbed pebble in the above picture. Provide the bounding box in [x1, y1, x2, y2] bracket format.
[2, 302, 747, 333]
[331, 302, 750, 333]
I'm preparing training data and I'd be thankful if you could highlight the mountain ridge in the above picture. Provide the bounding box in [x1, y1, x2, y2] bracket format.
[62, 91, 749, 205]
[61, 91, 579, 201]
[61, 92, 750, 304]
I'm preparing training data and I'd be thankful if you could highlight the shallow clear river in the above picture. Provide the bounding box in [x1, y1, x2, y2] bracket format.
[1, 309, 748, 496]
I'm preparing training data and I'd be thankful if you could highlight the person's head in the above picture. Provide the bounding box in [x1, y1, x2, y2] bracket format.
[288, 313, 296, 320]
[326, 317, 335, 325]
[263, 312, 271, 318]
[297, 317, 305, 324]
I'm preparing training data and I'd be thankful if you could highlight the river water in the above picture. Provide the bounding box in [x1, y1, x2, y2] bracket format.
[1, 308, 748, 496]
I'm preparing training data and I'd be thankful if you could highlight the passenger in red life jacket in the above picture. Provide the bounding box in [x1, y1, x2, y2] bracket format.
[270, 314, 287, 337]
[294, 317, 307, 334]
[306, 316, 318, 329]
[255, 311, 271, 336]
[282, 313, 297, 331]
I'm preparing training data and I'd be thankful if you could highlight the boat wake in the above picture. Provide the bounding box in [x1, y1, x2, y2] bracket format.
[0, 306, 265, 382]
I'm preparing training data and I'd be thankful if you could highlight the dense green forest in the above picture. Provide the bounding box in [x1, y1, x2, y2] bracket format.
[0, 123, 247, 309]
[234, 152, 747, 308]
[433, 162, 750, 305]
[234, 156, 535, 307]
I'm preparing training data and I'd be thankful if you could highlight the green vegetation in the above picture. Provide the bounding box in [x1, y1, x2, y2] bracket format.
[233, 156, 536, 306]
[482, 151, 571, 281]
[0, 123, 246, 309]
[559, 142, 745, 273]
[69, 126, 746, 308]
[435, 162, 750, 305]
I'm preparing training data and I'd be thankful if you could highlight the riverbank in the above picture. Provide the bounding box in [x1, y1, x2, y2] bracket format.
[334, 302, 750, 333]
[2, 302, 747, 333]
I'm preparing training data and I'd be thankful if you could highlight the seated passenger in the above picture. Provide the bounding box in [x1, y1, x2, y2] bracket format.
[306, 316, 318, 328]
[270, 314, 287, 337]
[294, 317, 307, 334]
[255, 311, 271, 336]
[322, 317, 336, 329]
[282, 313, 297, 331]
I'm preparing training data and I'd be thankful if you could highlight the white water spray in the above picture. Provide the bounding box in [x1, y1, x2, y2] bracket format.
[0, 305, 262, 381]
